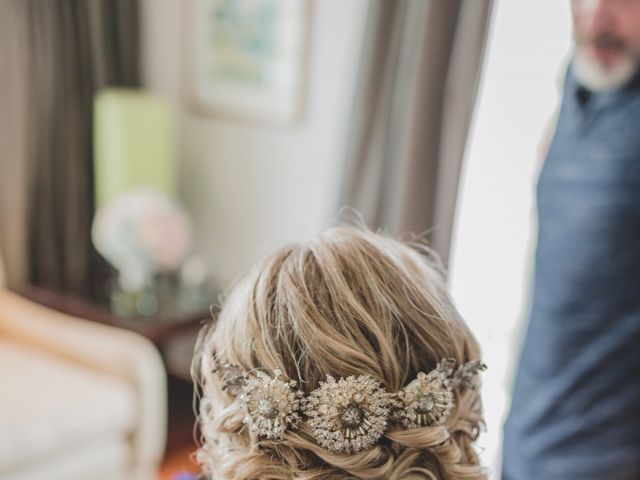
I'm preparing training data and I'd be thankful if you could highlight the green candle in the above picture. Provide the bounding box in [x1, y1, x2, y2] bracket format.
[93, 88, 177, 208]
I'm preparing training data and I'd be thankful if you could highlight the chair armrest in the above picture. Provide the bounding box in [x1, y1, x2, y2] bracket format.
[0, 289, 167, 471]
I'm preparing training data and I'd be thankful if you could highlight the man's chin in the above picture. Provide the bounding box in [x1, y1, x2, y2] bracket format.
[572, 49, 639, 92]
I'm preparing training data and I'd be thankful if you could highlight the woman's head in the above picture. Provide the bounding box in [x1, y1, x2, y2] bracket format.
[193, 227, 485, 479]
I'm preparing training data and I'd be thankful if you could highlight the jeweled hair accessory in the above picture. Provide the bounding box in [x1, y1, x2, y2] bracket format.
[303, 375, 390, 454]
[211, 357, 485, 454]
[451, 360, 487, 390]
[394, 360, 454, 428]
[212, 362, 246, 396]
[239, 369, 304, 440]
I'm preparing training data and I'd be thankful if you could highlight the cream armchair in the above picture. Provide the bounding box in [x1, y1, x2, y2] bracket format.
[0, 253, 167, 480]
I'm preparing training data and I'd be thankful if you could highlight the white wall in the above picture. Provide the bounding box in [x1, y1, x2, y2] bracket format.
[449, 0, 572, 476]
[141, 0, 369, 283]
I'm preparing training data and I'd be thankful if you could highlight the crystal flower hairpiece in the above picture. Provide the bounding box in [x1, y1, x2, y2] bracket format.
[211, 358, 485, 454]
[239, 369, 304, 439]
[304, 375, 390, 454]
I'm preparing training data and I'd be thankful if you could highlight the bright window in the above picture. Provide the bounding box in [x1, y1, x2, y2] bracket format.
[449, 1, 572, 476]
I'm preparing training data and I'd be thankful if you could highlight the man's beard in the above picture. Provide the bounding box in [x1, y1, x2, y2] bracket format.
[572, 36, 640, 92]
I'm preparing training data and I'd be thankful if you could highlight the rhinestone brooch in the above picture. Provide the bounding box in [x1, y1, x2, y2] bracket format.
[238, 369, 304, 440]
[303, 375, 390, 454]
[394, 361, 455, 428]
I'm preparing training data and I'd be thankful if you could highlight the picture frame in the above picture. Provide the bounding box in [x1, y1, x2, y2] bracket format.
[182, 0, 311, 125]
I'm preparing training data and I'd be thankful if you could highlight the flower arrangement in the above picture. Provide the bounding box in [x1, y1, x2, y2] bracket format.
[92, 187, 194, 292]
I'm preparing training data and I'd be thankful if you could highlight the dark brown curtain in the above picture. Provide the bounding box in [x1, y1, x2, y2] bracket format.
[0, 0, 140, 297]
[341, 0, 493, 263]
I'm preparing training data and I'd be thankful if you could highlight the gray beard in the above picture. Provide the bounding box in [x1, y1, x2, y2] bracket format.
[571, 48, 639, 92]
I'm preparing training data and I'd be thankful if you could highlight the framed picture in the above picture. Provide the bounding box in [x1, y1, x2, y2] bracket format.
[183, 0, 311, 125]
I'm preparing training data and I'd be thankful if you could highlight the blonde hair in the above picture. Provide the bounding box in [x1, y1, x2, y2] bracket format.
[193, 227, 486, 479]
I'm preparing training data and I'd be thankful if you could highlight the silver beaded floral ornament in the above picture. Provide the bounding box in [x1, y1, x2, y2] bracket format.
[451, 360, 487, 390]
[394, 360, 455, 428]
[238, 369, 304, 440]
[211, 356, 485, 453]
[303, 375, 390, 454]
[212, 362, 247, 396]
[393, 358, 487, 429]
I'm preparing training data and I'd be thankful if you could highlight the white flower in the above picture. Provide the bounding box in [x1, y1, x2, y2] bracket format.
[92, 187, 193, 276]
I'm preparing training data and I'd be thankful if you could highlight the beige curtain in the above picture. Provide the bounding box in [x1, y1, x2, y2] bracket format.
[0, 0, 140, 296]
[0, 2, 30, 290]
[342, 0, 493, 263]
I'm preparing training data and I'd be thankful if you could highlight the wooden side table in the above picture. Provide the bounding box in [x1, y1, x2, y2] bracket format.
[20, 284, 214, 453]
